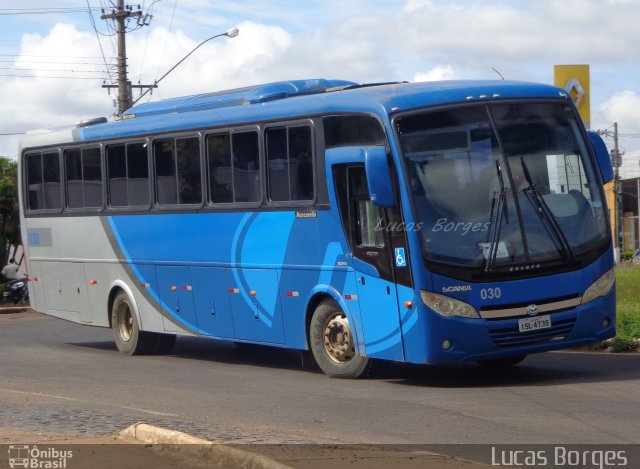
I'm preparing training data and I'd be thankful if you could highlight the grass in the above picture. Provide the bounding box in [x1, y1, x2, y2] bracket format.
[612, 264, 640, 352]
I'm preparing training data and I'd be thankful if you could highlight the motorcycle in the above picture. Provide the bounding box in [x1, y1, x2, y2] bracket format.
[3, 277, 29, 305]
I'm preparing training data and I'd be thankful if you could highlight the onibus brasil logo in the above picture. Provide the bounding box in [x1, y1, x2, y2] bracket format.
[7, 445, 73, 468]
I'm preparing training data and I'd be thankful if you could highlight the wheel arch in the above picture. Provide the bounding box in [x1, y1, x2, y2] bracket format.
[305, 285, 363, 355]
[108, 280, 142, 329]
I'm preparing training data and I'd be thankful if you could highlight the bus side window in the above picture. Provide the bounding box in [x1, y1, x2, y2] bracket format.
[206, 130, 260, 204]
[154, 139, 177, 205]
[335, 164, 393, 279]
[266, 124, 313, 203]
[64, 147, 102, 209]
[350, 167, 385, 248]
[26, 152, 62, 211]
[107, 142, 150, 207]
[176, 137, 202, 205]
[232, 131, 260, 203]
[154, 137, 202, 206]
[107, 144, 127, 206]
[126, 143, 150, 206]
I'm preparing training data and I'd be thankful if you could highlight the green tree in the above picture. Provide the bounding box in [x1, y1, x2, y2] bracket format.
[0, 157, 19, 267]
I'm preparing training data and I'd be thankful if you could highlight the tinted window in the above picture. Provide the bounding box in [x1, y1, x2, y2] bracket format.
[176, 138, 202, 204]
[64, 147, 102, 208]
[127, 143, 149, 205]
[25, 152, 61, 210]
[154, 137, 201, 206]
[154, 139, 177, 205]
[107, 145, 127, 206]
[266, 125, 313, 202]
[107, 142, 149, 207]
[207, 133, 233, 203]
[206, 130, 260, 204]
[323, 115, 386, 148]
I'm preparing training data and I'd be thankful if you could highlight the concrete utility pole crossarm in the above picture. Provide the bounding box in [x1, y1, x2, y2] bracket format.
[101, 0, 142, 115]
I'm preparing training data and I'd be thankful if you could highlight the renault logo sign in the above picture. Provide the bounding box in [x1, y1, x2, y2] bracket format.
[554, 65, 590, 128]
[564, 78, 585, 108]
[526, 304, 539, 316]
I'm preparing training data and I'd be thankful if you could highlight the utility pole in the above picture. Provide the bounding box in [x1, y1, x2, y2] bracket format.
[598, 123, 624, 258]
[101, 1, 155, 115]
[612, 123, 623, 256]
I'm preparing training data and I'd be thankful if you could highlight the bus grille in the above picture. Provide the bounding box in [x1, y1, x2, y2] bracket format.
[489, 318, 576, 348]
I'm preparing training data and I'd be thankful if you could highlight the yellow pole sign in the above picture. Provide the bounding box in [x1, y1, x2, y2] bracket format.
[554, 64, 590, 129]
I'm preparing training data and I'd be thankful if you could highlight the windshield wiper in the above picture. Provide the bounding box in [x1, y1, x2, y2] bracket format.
[484, 159, 508, 272]
[519, 157, 575, 262]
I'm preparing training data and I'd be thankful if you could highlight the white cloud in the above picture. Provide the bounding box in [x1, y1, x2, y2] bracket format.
[412, 65, 456, 82]
[599, 91, 640, 128]
[395, 0, 640, 62]
[0, 23, 113, 156]
[2, 0, 640, 158]
[127, 20, 294, 99]
[595, 91, 640, 179]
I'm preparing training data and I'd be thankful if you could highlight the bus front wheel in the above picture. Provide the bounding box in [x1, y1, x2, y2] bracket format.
[111, 291, 156, 355]
[309, 299, 372, 378]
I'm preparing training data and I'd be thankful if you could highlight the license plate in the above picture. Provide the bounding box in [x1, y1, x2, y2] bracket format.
[518, 315, 551, 333]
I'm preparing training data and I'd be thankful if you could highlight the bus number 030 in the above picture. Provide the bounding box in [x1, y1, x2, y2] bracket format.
[480, 287, 501, 300]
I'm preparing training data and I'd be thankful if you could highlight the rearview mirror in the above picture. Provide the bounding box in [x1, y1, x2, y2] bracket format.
[363, 147, 395, 207]
[587, 131, 614, 184]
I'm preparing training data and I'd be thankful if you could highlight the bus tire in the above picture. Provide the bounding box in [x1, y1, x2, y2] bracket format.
[309, 299, 372, 379]
[153, 333, 177, 354]
[111, 291, 156, 355]
[476, 355, 527, 367]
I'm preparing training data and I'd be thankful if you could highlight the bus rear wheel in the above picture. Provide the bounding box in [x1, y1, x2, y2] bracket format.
[111, 291, 156, 355]
[309, 299, 372, 378]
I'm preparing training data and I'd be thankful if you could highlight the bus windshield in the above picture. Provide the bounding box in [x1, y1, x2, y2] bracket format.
[396, 102, 609, 279]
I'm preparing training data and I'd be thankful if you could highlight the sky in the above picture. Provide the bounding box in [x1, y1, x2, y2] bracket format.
[1, 0, 639, 177]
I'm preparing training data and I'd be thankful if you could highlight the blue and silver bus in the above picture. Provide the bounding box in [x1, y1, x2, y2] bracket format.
[19, 79, 616, 378]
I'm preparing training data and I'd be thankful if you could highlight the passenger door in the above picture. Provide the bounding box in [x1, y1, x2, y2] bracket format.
[335, 165, 406, 361]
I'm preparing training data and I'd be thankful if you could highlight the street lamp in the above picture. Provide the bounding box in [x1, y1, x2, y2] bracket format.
[129, 27, 240, 109]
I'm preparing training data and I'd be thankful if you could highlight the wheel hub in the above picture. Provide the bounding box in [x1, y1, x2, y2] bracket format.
[117, 302, 133, 342]
[323, 313, 355, 363]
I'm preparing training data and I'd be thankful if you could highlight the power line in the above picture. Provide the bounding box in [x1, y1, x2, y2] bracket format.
[0, 53, 112, 59]
[0, 60, 115, 66]
[156, 0, 177, 80]
[87, 0, 116, 84]
[0, 67, 109, 73]
[101, 0, 156, 113]
[0, 74, 109, 80]
[0, 8, 100, 15]
[136, 0, 159, 83]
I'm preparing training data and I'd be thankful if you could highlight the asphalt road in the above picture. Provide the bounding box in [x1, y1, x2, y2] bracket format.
[1, 311, 639, 445]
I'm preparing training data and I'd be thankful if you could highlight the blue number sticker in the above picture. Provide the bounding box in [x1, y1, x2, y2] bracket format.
[394, 247, 407, 267]
[28, 232, 41, 246]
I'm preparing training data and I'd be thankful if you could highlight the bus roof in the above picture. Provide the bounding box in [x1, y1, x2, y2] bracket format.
[21, 79, 570, 149]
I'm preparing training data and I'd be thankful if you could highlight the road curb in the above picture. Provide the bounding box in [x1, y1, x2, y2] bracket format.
[0, 306, 31, 314]
[120, 422, 294, 469]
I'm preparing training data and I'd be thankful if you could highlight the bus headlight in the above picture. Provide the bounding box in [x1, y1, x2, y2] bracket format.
[581, 268, 615, 305]
[420, 290, 480, 319]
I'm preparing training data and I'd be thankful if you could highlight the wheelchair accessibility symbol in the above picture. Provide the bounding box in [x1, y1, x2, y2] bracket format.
[394, 248, 407, 267]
